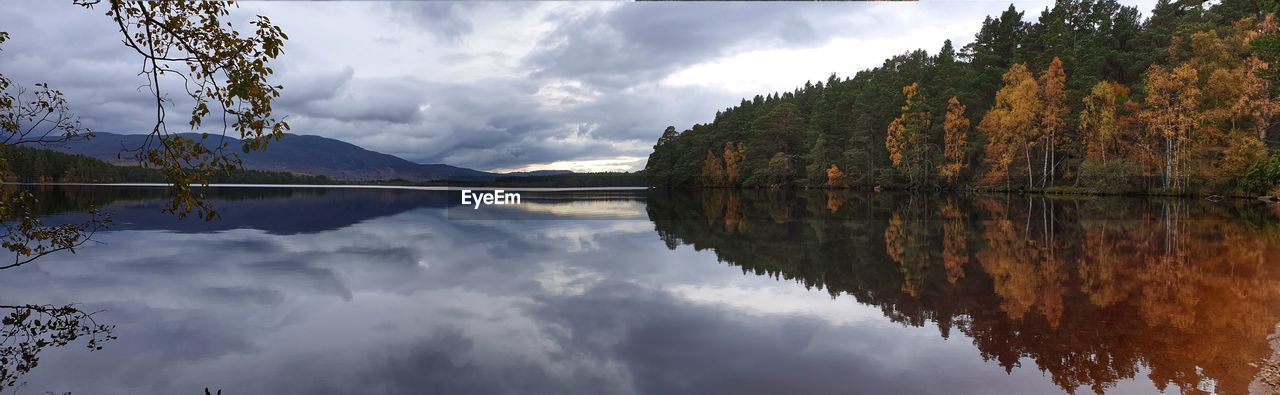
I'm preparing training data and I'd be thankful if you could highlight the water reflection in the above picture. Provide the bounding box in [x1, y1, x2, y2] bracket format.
[1, 186, 1277, 394]
[650, 189, 1280, 394]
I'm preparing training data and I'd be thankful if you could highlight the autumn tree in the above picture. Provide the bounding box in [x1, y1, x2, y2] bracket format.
[826, 164, 846, 187]
[701, 149, 725, 187]
[1233, 56, 1277, 142]
[1038, 57, 1067, 186]
[886, 83, 933, 188]
[1205, 55, 1270, 181]
[940, 96, 970, 185]
[1080, 81, 1120, 163]
[0, 1, 290, 386]
[0, 35, 104, 271]
[77, 0, 291, 219]
[1142, 64, 1200, 190]
[1, 0, 284, 268]
[980, 64, 1043, 189]
[1148, 18, 1276, 190]
[723, 142, 746, 185]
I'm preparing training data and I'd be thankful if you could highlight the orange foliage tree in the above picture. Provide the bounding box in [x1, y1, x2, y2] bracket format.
[825, 164, 845, 187]
[700, 149, 725, 187]
[723, 142, 747, 185]
[940, 96, 970, 184]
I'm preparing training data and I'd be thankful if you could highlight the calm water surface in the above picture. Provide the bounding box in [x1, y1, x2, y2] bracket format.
[4, 186, 1280, 394]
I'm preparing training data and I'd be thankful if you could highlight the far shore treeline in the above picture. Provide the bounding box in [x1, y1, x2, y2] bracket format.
[643, 0, 1280, 197]
[0, 145, 646, 188]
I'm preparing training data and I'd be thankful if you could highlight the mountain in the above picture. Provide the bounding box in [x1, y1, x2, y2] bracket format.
[500, 170, 574, 177]
[54, 132, 521, 181]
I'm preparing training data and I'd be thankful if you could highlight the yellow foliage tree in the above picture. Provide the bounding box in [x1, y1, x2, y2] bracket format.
[1142, 64, 1200, 190]
[980, 64, 1043, 189]
[1233, 57, 1278, 142]
[1146, 18, 1274, 189]
[886, 83, 932, 188]
[940, 96, 970, 184]
[1039, 58, 1067, 185]
[1080, 81, 1120, 162]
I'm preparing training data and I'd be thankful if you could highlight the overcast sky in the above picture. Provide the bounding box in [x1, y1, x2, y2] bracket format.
[0, 0, 1156, 172]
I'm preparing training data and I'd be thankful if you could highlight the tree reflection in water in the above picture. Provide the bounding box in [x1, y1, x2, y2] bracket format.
[648, 189, 1280, 394]
[0, 304, 114, 388]
[0, 186, 117, 390]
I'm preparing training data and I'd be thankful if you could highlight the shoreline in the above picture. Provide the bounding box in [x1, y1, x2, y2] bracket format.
[651, 185, 1280, 203]
[10, 182, 649, 193]
[14, 182, 1277, 202]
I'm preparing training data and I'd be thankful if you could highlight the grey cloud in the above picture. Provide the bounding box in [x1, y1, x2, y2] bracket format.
[525, 3, 825, 89]
[0, 2, 157, 134]
[298, 77, 428, 124]
[311, 75, 732, 170]
[386, 2, 478, 42]
[276, 66, 355, 109]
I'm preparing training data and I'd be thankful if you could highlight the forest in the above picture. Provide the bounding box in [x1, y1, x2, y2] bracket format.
[644, 0, 1280, 196]
[0, 146, 335, 185]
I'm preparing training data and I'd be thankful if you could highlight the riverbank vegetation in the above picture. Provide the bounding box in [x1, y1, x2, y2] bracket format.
[644, 0, 1280, 197]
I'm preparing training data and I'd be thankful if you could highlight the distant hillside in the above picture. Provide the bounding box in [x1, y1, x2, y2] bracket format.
[1, 145, 646, 188]
[501, 170, 574, 177]
[1, 145, 333, 185]
[54, 132, 505, 181]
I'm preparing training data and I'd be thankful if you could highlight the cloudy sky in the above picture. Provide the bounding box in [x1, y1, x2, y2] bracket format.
[0, 0, 1156, 173]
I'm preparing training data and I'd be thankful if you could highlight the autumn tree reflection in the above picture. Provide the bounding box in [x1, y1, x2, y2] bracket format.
[0, 304, 114, 389]
[648, 189, 1280, 394]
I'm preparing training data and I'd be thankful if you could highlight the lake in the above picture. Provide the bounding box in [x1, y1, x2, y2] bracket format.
[3, 185, 1279, 394]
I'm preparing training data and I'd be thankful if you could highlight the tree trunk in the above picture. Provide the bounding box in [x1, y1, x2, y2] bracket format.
[1164, 137, 1172, 190]
[1042, 137, 1050, 188]
[1025, 143, 1034, 190]
[1049, 136, 1056, 186]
